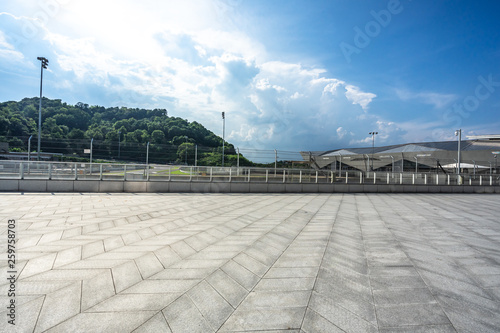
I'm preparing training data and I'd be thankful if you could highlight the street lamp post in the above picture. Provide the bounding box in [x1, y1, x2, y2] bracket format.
[221, 112, 225, 167]
[90, 138, 93, 165]
[118, 131, 121, 159]
[195, 145, 198, 167]
[369, 131, 378, 171]
[37, 57, 48, 161]
[274, 149, 277, 175]
[28, 135, 32, 174]
[28, 135, 32, 161]
[184, 136, 188, 165]
[455, 129, 462, 184]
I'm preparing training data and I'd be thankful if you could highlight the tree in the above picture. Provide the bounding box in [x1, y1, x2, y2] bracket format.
[177, 142, 195, 164]
[105, 130, 119, 142]
[151, 130, 165, 144]
[0, 97, 249, 165]
[68, 128, 85, 140]
[9, 116, 29, 137]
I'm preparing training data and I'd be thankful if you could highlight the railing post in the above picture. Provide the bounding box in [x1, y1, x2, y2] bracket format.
[447, 174, 450, 185]
[283, 169, 286, 183]
[373, 172, 376, 184]
[346, 171, 349, 184]
[48, 163, 52, 180]
[229, 168, 232, 182]
[469, 177, 472, 185]
[400, 173, 403, 184]
[209, 167, 212, 182]
[424, 174, 427, 185]
[124, 165, 127, 181]
[248, 168, 251, 182]
[266, 169, 269, 183]
[190, 166, 193, 182]
[74, 163, 78, 180]
[360, 172, 363, 184]
[490, 176, 493, 186]
[479, 175, 482, 186]
[331, 171, 334, 184]
[436, 174, 439, 185]
[387, 173, 390, 184]
[412, 174, 415, 185]
[99, 164, 103, 181]
[316, 171, 318, 183]
[146, 165, 150, 181]
[19, 162, 24, 180]
[169, 166, 172, 181]
[299, 170, 302, 183]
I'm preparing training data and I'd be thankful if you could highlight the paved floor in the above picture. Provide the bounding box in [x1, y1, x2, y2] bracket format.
[0, 193, 499, 333]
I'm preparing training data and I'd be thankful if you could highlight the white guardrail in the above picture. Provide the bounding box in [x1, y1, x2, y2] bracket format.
[0, 161, 500, 186]
[0, 160, 498, 186]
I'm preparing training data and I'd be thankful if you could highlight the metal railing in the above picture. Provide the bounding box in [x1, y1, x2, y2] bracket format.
[0, 161, 498, 186]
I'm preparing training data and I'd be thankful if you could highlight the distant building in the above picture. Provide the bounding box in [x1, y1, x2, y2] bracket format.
[301, 135, 500, 174]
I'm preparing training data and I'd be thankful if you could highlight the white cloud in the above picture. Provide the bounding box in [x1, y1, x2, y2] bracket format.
[0, 1, 389, 153]
[0, 30, 25, 63]
[344, 85, 377, 110]
[396, 89, 458, 109]
[336, 127, 347, 139]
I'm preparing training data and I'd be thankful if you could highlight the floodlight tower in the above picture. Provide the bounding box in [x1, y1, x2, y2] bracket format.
[37, 57, 49, 161]
[455, 129, 462, 182]
[222, 112, 225, 167]
[369, 131, 378, 171]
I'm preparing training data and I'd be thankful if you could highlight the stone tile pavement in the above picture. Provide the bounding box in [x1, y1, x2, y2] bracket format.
[0, 193, 499, 332]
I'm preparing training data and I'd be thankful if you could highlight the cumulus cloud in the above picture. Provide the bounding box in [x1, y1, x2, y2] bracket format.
[0, 30, 25, 64]
[336, 127, 347, 139]
[0, 0, 397, 154]
[396, 89, 458, 109]
[344, 85, 377, 110]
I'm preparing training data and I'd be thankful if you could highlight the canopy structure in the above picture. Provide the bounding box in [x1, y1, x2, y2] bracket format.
[301, 137, 500, 173]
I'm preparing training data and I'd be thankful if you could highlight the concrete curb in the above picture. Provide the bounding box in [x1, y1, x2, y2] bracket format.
[1, 179, 500, 193]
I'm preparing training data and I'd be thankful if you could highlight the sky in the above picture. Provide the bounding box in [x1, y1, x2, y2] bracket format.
[1, 0, 500, 156]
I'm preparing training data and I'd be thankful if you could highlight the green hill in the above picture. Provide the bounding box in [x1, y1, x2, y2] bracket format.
[0, 97, 253, 166]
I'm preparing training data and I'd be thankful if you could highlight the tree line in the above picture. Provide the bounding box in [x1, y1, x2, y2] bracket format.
[0, 97, 255, 166]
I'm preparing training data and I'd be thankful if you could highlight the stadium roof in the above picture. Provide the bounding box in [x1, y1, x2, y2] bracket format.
[316, 140, 500, 157]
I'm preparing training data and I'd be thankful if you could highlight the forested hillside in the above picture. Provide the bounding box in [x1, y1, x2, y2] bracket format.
[0, 97, 252, 165]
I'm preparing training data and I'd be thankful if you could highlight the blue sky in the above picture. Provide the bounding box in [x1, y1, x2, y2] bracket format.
[1, 0, 499, 154]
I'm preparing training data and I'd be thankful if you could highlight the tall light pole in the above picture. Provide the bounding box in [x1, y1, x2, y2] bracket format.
[369, 131, 378, 171]
[221, 112, 225, 167]
[455, 129, 461, 177]
[37, 57, 48, 161]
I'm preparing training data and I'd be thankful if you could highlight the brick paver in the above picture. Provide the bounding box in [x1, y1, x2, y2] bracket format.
[1, 193, 499, 332]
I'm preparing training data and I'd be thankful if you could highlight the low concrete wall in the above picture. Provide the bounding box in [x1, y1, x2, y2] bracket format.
[1, 179, 500, 194]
